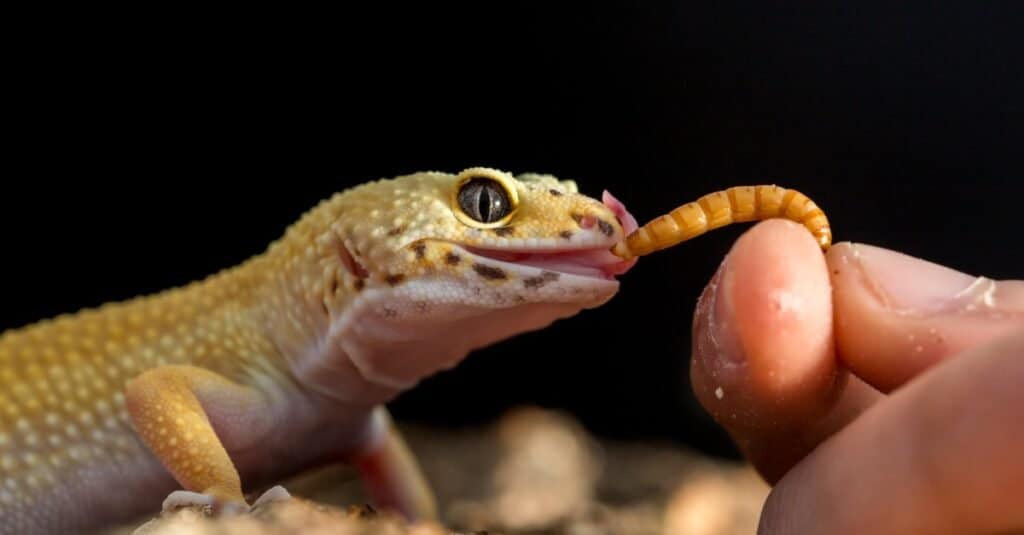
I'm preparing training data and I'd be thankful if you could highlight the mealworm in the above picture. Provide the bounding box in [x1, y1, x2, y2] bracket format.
[611, 185, 831, 259]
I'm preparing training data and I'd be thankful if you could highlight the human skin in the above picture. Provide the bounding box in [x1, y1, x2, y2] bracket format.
[689, 219, 1024, 535]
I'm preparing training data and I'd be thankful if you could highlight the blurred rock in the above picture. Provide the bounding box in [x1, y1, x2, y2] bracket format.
[663, 469, 768, 535]
[490, 407, 599, 530]
[106, 406, 769, 535]
[128, 498, 457, 535]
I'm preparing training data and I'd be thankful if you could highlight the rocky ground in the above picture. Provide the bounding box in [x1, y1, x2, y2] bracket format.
[106, 407, 769, 535]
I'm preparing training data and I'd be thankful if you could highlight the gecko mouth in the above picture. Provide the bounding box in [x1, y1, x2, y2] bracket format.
[460, 190, 640, 281]
[464, 245, 635, 280]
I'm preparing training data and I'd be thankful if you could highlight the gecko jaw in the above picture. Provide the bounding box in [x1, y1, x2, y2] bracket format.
[462, 244, 636, 281]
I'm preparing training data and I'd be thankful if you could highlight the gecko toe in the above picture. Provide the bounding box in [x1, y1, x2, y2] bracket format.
[159, 485, 288, 519]
[162, 490, 216, 514]
[161, 490, 249, 517]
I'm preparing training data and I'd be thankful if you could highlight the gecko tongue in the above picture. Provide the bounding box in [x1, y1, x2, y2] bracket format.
[602, 190, 639, 235]
[602, 190, 639, 275]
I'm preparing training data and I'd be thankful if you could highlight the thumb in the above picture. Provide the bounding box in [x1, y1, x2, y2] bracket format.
[827, 242, 1024, 392]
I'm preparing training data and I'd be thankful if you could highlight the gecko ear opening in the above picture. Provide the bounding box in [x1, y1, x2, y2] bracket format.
[451, 167, 520, 229]
[336, 239, 369, 279]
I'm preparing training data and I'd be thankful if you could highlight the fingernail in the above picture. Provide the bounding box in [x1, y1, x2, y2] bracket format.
[846, 243, 980, 313]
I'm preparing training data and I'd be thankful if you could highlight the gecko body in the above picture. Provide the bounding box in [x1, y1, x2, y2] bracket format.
[0, 167, 637, 534]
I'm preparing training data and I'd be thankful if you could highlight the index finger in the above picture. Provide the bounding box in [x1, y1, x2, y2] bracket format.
[827, 243, 1024, 392]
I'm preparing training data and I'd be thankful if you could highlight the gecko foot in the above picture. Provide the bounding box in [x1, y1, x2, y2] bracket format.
[161, 485, 293, 517]
[161, 485, 293, 519]
[161, 490, 249, 517]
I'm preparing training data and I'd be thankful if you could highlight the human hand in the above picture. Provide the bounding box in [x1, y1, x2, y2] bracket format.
[689, 219, 1024, 534]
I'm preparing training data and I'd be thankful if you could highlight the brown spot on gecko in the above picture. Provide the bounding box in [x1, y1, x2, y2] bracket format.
[570, 213, 584, 224]
[559, 230, 573, 240]
[387, 226, 406, 236]
[382, 307, 397, 318]
[415, 301, 428, 313]
[445, 252, 461, 265]
[596, 218, 614, 237]
[354, 279, 365, 291]
[514, 295, 526, 303]
[493, 227, 515, 237]
[523, 271, 560, 289]
[385, 274, 405, 286]
[472, 263, 507, 280]
[410, 241, 427, 259]
[328, 277, 338, 295]
[549, 189, 563, 196]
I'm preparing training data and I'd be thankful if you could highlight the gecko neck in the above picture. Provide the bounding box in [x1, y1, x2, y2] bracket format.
[235, 194, 530, 408]
[239, 196, 402, 407]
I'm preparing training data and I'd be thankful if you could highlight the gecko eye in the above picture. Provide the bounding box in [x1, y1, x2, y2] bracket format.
[458, 178, 511, 223]
[452, 168, 519, 228]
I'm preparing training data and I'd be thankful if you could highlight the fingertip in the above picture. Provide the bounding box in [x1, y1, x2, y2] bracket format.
[689, 221, 883, 482]
[691, 219, 839, 425]
[728, 220, 836, 399]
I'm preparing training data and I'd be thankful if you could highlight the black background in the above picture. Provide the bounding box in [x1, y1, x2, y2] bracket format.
[4, 4, 1022, 459]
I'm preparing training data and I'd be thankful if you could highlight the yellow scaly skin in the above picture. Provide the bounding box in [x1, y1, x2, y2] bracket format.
[0, 167, 637, 534]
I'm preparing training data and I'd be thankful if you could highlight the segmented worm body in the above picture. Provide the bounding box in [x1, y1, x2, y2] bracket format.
[611, 185, 831, 259]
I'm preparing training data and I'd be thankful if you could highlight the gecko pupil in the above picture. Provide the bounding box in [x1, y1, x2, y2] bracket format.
[458, 177, 511, 223]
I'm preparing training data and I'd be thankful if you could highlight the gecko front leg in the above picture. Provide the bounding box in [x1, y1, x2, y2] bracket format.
[124, 365, 286, 516]
[349, 407, 438, 521]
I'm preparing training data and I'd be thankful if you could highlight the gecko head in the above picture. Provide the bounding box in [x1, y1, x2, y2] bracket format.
[308, 167, 640, 393]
